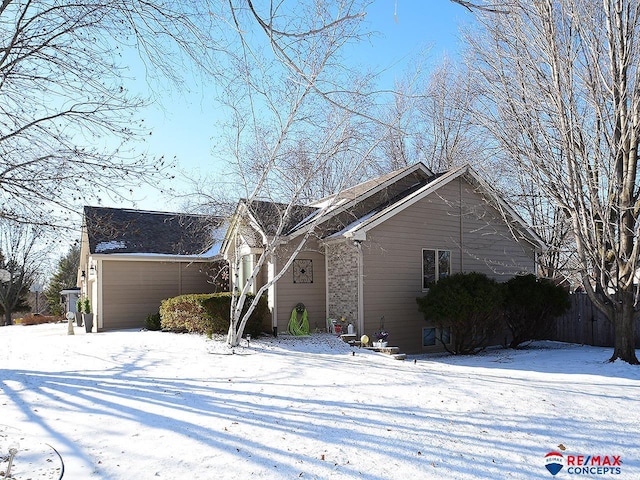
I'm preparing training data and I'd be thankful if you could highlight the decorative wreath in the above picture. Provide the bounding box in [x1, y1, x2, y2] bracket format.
[288, 303, 310, 336]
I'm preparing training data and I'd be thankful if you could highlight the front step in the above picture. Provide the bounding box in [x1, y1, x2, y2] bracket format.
[364, 345, 406, 360]
[366, 346, 400, 354]
[338, 334, 406, 360]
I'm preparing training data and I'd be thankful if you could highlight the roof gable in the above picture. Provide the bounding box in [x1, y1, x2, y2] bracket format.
[333, 165, 545, 249]
[308, 163, 433, 210]
[291, 163, 437, 238]
[247, 200, 319, 237]
[84, 206, 225, 256]
[221, 162, 543, 253]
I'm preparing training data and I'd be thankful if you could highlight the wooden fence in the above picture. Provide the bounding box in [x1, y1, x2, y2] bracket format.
[551, 293, 640, 347]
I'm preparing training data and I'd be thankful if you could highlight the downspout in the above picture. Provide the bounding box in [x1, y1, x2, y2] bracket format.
[459, 178, 464, 273]
[97, 258, 103, 330]
[324, 243, 330, 332]
[268, 254, 277, 336]
[356, 240, 364, 336]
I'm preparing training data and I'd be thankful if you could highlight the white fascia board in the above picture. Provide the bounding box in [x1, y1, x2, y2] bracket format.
[322, 231, 367, 246]
[308, 162, 433, 208]
[290, 162, 434, 240]
[220, 201, 271, 258]
[347, 166, 469, 236]
[345, 165, 545, 251]
[89, 253, 220, 262]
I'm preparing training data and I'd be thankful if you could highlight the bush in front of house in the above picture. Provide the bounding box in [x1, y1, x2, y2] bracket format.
[145, 312, 162, 331]
[503, 274, 570, 348]
[416, 272, 504, 355]
[159, 293, 267, 338]
[19, 314, 63, 325]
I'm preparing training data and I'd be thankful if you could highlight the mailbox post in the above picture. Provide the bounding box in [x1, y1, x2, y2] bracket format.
[66, 311, 75, 335]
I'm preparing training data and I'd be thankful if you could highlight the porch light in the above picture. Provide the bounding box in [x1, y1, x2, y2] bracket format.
[81, 270, 86, 281]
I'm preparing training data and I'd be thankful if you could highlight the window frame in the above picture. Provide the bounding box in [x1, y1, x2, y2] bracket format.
[422, 326, 452, 348]
[422, 248, 451, 290]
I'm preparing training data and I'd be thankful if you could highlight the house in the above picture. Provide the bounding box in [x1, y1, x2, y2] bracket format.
[78, 206, 227, 331]
[222, 162, 545, 353]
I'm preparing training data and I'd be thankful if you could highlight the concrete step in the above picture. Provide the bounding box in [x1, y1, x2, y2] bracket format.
[340, 334, 357, 343]
[365, 346, 400, 354]
[361, 344, 406, 360]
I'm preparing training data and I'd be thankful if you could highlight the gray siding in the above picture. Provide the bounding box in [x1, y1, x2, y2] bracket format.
[361, 177, 536, 353]
[274, 246, 326, 333]
[100, 260, 213, 330]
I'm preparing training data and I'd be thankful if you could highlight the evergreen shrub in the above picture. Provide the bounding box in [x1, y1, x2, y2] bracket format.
[503, 274, 570, 348]
[416, 272, 504, 355]
[159, 292, 267, 338]
[145, 312, 162, 331]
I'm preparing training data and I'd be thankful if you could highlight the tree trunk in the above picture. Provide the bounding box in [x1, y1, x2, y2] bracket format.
[609, 290, 639, 364]
[4, 311, 12, 326]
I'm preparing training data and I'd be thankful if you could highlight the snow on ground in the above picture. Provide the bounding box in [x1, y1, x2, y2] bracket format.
[0, 323, 639, 479]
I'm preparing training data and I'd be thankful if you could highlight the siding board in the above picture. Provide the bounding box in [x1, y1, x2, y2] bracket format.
[100, 260, 213, 330]
[361, 178, 536, 354]
[274, 247, 326, 333]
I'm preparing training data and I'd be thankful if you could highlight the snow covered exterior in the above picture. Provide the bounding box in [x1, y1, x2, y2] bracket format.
[223, 163, 545, 353]
[78, 206, 227, 331]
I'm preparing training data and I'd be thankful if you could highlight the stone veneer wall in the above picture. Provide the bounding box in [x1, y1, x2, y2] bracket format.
[326, 241, 359, 325]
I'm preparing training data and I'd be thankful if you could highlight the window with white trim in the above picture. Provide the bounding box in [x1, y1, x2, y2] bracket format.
[422, 249, 451, 289]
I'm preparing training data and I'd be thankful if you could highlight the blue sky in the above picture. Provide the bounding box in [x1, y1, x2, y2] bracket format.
[121, 1, 474, 212]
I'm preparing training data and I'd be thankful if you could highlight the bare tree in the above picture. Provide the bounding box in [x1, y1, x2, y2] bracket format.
[468, 0, 640, 364]
[371, 53, 496, 180]
[454, 1, 510, 13]
[0, 1, 221, 228]
[0, 220, 45, 325]
[418, 57, 488, 172]
[214, 0, 385, 346]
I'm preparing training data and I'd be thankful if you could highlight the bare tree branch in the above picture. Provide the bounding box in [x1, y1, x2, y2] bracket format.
[468, 0, 640, 364]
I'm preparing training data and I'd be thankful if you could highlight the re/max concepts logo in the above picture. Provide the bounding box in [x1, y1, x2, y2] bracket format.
[544, 450, 622, 476]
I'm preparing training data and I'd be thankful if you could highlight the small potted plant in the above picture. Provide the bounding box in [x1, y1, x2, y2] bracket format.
[82, 297, 93, 333]
[75, 297, 83, 327]
[374, 329, 389, 348]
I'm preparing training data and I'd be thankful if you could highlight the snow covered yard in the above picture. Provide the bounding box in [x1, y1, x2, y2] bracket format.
[0, 323, 638, 479]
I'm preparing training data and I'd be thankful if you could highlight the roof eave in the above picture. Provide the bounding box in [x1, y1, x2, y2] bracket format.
[342, 164, 546, 251]
[89, 252, 223, 262]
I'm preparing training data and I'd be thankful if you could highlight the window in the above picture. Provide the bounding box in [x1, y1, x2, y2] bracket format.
[422, 249, 451, 289]
[422, 327, 451, 347]
[237, 254, 255, 293]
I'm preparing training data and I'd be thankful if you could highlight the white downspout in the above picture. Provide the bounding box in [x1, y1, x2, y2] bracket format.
[324, 243, 330, 332]
[356, 241, 364, 336]
[97, 258, 103, 330]
[268, 254, 277, 335]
